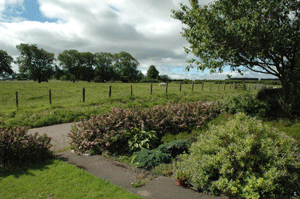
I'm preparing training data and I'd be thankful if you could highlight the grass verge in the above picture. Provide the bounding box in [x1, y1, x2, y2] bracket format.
[0, 159, 143, 199]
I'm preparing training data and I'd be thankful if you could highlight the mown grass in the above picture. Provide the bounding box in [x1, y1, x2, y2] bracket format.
[0, 159, 143, 199]
[0, 80, 258, 128]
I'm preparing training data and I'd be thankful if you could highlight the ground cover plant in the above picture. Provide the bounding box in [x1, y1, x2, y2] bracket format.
[0, 159, 143, 199]
[174, 113, 300, 199]
[68, 100, 224, 155]
[0, 80, 258, 128]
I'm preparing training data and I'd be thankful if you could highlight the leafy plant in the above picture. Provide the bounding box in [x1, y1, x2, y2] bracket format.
[175, 113, 300, 198]
[127, 128, 159, 152]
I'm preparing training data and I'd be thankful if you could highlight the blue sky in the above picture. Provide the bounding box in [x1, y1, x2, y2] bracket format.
[0, 0, 274, 80]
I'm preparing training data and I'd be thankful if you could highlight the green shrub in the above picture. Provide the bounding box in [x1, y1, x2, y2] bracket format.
[157, 139, 191, 158]
[132, 139, 190, 169]
[0, 126, 53, 167]
[132, 148, 171, 169]
[175, 113, 300, 198]
[69, 101, 223, 154]
[225, 94, 271, 118]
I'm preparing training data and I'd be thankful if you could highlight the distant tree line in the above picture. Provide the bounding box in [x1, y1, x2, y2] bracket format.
[0, 43, 170, 83]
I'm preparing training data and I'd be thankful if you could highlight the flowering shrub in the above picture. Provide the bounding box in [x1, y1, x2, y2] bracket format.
[69, 101, 223, 154]
[0, 126, 52, 167]
[175, 113, 300, 198]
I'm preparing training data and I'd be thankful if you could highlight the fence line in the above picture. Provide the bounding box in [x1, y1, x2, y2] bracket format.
[11, 83, 270, 107]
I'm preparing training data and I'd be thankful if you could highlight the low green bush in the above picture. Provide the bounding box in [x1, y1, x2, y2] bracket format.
[132, 139, 190, 169]
[175, 113, 300, 199]
[132, 148, 171, 169]
[225, 94, 271, 118]
[0, 126, 53, 167]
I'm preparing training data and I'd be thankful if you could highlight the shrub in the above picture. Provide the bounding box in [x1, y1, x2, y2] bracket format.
[225, 94, 271, 118]
[132, 139, 190, 169]
[175, 113, 300, 199]
[69, 101, 224, 154]
[157, 139, 191, 158]
[132, 148, 171, 169]
[0, 126, 53, 167]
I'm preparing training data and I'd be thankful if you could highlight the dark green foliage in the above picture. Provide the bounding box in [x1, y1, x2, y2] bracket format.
[157, 139, 190, 158]
[225, 94, 271, 118]
[0, 50, 14, 78]
[0, 126, 53, 167]
[146, 65, 159, 79]
[16, 44, 54, 83]
[132, 148, 171, 169]
[225, 89, 288, 119]
[132, 139, 190, 169]
[69, 101, 224, 154]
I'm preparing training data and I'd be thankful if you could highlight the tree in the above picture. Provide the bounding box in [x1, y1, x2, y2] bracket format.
[57, 50, 81, 82]
[16, 44, 54, 83]
[172, 0, 300, 116]
[147, 65, 159, 79]
[0, 50, 14, 79]
[79, 52, 95, 82]
[114, 51, 140, 82]
[94, 52, 116, 82]
[159, 75, 171, 82]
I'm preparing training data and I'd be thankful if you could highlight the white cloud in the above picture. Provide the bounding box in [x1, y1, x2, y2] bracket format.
[0, 0, 276, 80]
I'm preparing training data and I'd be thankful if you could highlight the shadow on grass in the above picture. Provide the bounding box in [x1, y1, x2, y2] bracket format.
[0, 158, 55, 179]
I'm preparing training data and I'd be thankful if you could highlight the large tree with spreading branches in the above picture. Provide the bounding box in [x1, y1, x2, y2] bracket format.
[172, 0, 300, 115]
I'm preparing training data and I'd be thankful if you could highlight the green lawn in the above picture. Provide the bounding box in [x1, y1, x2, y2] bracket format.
[0, 80, 257, 128]
[0, 159, 142, 199]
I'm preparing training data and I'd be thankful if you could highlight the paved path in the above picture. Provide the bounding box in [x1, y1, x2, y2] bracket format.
[28, 122, 76, 151]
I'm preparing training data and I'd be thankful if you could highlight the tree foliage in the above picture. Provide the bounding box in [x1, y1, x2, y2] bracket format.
[172, 0, 300, 116]
[114, 51, 141, 82]
[147, 65, 159, 79]
[16, 44, 54, 83]
[0, 50, 14, 78]
[94, 52, 116, 82]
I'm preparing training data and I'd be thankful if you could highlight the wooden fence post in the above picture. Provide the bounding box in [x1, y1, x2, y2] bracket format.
[202, 83, 204, 91]
[131, 85, 133, 96]
[191, 82, 194, 91]
[16, 91, 18, 107]
[234, 83, 236, 89]
[166, 83, 168, 94]
[179, 83, 181, 92]
[150, 84, 152, 95]
[82, 87, 85, 102]
[109, 86, 111, 97]
[49, 89, 52, 105]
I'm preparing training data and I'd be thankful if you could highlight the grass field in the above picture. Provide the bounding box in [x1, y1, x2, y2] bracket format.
[0, 159, 142, 199]
[0, 80, 258, 128]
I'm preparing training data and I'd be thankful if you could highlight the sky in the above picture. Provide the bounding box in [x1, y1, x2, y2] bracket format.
[0, 0, 275, 80]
